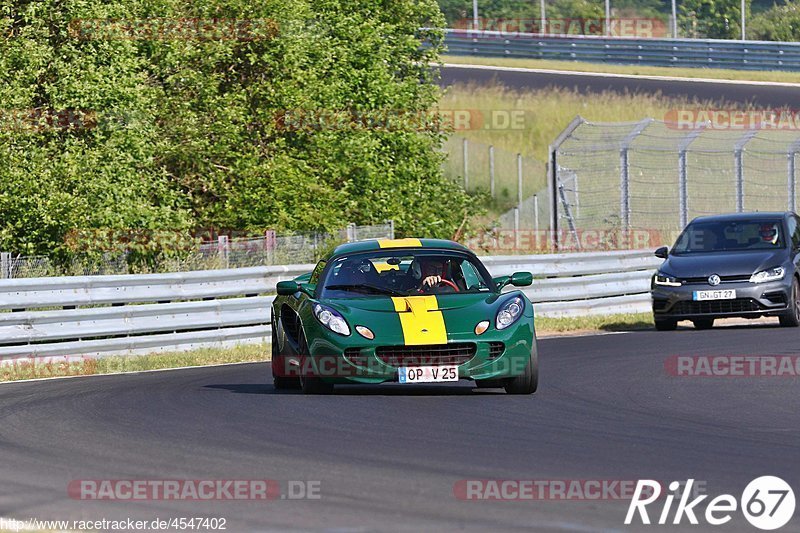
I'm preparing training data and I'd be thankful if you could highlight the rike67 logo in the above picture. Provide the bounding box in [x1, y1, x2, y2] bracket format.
[626, 477, 795, 530]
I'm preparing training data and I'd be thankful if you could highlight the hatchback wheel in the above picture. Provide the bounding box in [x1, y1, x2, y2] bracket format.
[779, 277, 800, 327]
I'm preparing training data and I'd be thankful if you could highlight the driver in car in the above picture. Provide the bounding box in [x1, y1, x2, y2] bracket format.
[410, 257, 459, 292]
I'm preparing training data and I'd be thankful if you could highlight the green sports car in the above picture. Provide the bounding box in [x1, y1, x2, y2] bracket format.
[270, 238, 538, 394]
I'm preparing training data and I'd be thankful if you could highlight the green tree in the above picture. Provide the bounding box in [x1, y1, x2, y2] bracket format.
[0, 0, 476, 264]
[678, 0, 750, 38]
[750, 0, 800, 41]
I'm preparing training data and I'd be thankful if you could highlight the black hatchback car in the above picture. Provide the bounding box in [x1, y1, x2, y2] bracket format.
[651, 212, 800, 330]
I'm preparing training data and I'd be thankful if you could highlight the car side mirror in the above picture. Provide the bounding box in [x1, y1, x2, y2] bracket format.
[492, 275, 511, 289]
[655, 246, 669, 259]
[510, 271, 533, 287]
[276, 280, 300, 295]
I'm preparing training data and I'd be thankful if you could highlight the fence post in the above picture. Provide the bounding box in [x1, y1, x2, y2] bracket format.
[734, 130, 756, 213]
[517, 153, 523, 212]
[619, 119, 653, 234]
[388, 219, 395, 239]
[677, 125, 705, 229]
[0, 252, 10, 279]
[533, 194, 540, 250]
[489, 145, 495, 198]
[788, 142, 800, 212]
[620, 148, 630, 232]
[548, 116, 586, 250]
[218, 235, 230, 269]
[462, 138, 469, 190]
[513, 207, 520, 251]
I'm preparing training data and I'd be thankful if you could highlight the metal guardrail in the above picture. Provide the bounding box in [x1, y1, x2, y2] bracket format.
[0, 250, 660, 360]
[445, 29, 800, 71]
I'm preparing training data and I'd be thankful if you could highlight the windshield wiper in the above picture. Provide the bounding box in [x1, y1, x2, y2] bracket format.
[324, 284, 406, 297]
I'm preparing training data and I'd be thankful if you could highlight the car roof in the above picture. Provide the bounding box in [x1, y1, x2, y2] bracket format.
[330, 238, 470, 258]
[690, 211, 791, 224]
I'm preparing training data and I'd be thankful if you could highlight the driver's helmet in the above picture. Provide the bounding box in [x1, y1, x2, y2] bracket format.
[759, 223, 779, 244]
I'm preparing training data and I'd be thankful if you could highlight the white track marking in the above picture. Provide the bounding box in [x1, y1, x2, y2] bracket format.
[443, 62, 800, 88]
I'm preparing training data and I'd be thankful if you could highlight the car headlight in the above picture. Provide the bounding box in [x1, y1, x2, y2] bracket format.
[496, 296, 524, 330]
[654, 271, 681, 287]
[749, 267, 785, 284]
[313, 303, 350, 336]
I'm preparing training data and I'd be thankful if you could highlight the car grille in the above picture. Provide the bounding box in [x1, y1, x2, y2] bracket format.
[679, 274, 751, 285]
[344, 348, 370, 366]
[376, 343, 476, 367]
[488, 342, 505, 359]
[669, 298, 761, 315]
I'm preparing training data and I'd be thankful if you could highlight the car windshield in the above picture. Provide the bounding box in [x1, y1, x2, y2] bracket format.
[671, 219, 785, 253]
[319, 250, 495, 298]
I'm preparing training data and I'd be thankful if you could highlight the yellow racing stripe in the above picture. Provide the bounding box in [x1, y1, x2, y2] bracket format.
[391, 296, 447, 345]
[378, 238, 422, 248]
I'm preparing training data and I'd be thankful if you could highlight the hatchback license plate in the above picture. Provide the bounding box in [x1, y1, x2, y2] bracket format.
[693, 289, 736, 301]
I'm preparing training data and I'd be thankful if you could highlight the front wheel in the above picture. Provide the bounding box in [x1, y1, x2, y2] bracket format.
[504, 337, 538, 395]
[654, 317, 678, 331]
[779, 277, 800, 327]
[298, 330, 334, 395]
[272, 322, 300, 390]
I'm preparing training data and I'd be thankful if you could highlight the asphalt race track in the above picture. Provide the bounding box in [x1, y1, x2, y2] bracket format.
[2, 325, 799, 532]
[440, 64, 800, 108]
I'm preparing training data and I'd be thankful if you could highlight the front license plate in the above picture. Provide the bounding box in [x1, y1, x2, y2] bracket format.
[693, 289, 736, 301]
[398, 366, 458, 383]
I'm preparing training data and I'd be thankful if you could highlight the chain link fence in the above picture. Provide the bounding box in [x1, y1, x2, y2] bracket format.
[442, 135, 545, 210]
[0, 223, 394, 279]
[549, 116, 800, 250]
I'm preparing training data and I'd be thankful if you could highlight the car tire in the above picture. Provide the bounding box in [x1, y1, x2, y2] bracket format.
[298, 330, 334, 395]
[654, 318, 678, 331]
[779, 277, 800, 327]
[504, 337, 538, 395]
[271, 324, 300, 390]
[692, 318, 714, 330]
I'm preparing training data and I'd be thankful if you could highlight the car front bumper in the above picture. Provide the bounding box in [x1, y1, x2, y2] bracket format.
[294, 319, 536, 385]
[651, 278, 791, 320]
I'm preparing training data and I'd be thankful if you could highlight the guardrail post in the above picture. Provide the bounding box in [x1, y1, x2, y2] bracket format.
[489, 145, 495, 198]
[734, 130, 757, 213]
[0, 252, 10, 279]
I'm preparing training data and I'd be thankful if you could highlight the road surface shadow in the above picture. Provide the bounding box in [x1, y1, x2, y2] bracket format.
[204, 383, 506, 396]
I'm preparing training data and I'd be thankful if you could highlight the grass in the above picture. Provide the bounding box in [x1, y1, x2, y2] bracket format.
[0, 343, 268, 382]
[442, 54, 800, 84]
[439, 82, 719, 212]
[0, 315, 657, 384]
[535, 312, 654, 333]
